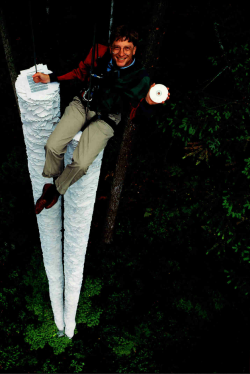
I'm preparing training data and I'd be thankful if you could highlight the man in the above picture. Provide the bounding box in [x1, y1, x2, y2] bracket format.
[33, 25, 170, 214]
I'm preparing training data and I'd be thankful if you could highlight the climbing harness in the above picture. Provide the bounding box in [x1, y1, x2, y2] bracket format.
[81, 72, 103, 102]
[79, 22, 118, 132]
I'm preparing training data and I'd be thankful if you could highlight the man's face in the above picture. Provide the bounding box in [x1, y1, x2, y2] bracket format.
[109, 37, 137, 68]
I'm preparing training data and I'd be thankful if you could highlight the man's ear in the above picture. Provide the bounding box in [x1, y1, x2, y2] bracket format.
[133, 46, 137, 55]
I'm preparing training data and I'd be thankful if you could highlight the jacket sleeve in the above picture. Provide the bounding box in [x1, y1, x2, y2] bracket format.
[129, 97, 158, 121]
[49, 50, 92, 82]
[128, 71, 157, 121]
[49, 44, 108, 83]
[48, 59, 90, 83]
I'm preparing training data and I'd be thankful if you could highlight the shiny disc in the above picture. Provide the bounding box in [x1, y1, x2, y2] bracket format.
[149, 84, 168, 103]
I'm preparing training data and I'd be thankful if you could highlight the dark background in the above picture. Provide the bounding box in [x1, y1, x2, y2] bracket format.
[1, 0, 250, 372]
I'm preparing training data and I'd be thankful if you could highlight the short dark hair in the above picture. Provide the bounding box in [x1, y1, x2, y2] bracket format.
[109, 25, 138, 48]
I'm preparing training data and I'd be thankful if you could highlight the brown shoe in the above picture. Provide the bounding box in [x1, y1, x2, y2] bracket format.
[35, 184, 53, 214]
[45, 188, 60, 209]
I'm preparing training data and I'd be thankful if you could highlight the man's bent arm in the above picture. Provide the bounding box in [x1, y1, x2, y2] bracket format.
[49, 44, 108, 83]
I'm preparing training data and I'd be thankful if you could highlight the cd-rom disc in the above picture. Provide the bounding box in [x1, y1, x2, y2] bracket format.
[149, 84, 168, 103]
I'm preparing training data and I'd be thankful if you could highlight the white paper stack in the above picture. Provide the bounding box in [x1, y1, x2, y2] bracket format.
[15, 65, 65, 333]
[16, 64, 106, 340]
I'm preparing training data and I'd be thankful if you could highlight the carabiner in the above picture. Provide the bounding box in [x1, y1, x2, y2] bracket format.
[82, 88, 92, 101]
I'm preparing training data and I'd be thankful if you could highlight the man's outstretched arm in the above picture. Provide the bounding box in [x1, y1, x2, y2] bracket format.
[32, 44, 108, 84]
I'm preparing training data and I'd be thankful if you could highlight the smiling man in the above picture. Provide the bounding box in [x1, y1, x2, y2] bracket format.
[33, 25, 170, 214]
[110, 38, 136, 67]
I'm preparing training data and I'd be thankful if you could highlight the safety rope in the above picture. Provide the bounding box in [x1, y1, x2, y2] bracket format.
[29, 0, 37, 73]
[200, 21, 248, 107]
[87, 22, 97, 113]
[200, 65, 229, 92]
[199, 20, 245, 96]
[198, 22, 230, 93]
[28, 2, 99, 106]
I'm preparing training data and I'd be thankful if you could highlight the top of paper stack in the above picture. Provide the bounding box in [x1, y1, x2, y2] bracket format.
[15, 64, 59, 102]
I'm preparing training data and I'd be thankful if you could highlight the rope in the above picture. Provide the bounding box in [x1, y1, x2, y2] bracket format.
[200, 21, 248, 106]
[195, 21, 231, 94]
[200, 65, 229, 92]
[87, 22, 97, 113]
[29, 0, 37, 73]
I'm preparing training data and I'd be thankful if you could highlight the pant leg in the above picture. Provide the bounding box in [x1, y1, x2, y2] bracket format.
[55, 118, 114, 195]
[42, 97, 87, 179]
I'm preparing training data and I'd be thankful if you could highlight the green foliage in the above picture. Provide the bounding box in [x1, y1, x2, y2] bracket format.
[36, 359, 59, 374]
[111, 335, 137, 357]
[16, 246, 103, 356]
[147, 41, 250, 298]
[18, 248, 74, 355]
[0, 345, 22, 371]
[117, 347, 154, 373]
[24, 321, 73, 355]
[173, 298, 209, 320]
[75, 276, 104, 327]
[146, 202, 181, 241]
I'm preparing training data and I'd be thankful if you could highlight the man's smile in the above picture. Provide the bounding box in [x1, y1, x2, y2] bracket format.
[116, 57, 127, 61]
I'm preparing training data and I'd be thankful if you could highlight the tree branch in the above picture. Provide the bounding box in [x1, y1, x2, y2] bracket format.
[0, 7, 21, 118]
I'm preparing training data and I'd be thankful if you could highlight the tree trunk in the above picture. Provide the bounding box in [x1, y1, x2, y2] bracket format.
[142, 0, 168, 77]
[0, 7, 21, 118]
[102, 0, 168, 244]
[102, 114, 137, 244]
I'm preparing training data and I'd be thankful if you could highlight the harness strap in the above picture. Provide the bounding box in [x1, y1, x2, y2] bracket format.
[80, 113, 117, 134]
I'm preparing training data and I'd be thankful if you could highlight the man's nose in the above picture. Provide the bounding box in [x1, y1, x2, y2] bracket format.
[119, 48, 127, 55]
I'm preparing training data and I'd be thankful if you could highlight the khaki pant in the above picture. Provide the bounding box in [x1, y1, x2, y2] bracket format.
[42, 96, 121, 195]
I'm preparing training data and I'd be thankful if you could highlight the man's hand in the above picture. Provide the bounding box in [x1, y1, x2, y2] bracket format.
[32, 72, 50, 84]
[145, 83, 170, 105]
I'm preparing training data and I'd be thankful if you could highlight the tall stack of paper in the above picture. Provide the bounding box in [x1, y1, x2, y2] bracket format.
[16, 65, 106, 339]
[15, 65, 65, 333]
